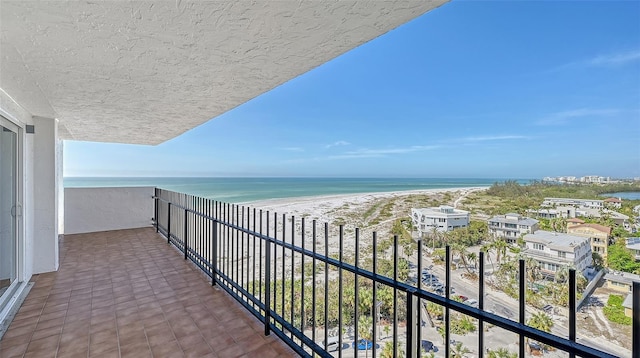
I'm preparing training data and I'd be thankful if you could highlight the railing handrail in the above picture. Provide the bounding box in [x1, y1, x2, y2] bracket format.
[152, 190, 633, 358]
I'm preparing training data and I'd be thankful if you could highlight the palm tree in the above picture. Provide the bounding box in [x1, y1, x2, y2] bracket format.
[383, 324, 391, 339]
[380, 341, 405, 358]
[527, 312, 554, 353]
[467, 252, 478, 269]
[380, 341, 394, 358]
[528, 312, 553, 332]
[357, 315, 374, 358]
[493, 238, 509, 265]
[450, 341, 471, 358]
[487, 347, 517, 358]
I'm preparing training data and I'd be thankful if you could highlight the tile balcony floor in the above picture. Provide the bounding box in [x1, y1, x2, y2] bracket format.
[0, 228, 296, 358]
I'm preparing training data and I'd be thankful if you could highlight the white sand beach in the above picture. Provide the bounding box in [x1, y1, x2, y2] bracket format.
[246, 186, 487, 224]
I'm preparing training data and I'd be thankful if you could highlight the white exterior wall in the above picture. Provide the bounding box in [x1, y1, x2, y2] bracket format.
[412, 207, 469, 234]
[64, 187, 154, 235]
[32, 117, 60, 274]
[524, 240, 592, 273]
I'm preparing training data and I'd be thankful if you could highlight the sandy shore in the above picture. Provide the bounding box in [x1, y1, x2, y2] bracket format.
[243, 186, 487, 224]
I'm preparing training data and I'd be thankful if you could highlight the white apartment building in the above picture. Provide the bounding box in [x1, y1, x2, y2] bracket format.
[412, 206, 470, 235]
[522, 231, 593, 277]
[542, 197, 604, 210]
[488, 213, 539, 243]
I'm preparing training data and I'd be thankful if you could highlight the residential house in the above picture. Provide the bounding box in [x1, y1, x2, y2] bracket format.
[542, 197, 604, 209]
[626, 237, 640, 261]
[623, 294, 633, 318]
[411, 206, 470, 235]
[522, 231, 593, 277]
[527, 206, 575, 219]
[567, 223, 612, 264]
[604, 271, 639, 294]
[488, 213, 539, 244]
[604, 197, 623, 209]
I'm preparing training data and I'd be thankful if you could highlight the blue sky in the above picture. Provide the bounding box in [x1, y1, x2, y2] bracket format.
[65, 1, 640, 179]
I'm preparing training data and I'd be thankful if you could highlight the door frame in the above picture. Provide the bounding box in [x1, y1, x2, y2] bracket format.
[0, 111, 26, 325]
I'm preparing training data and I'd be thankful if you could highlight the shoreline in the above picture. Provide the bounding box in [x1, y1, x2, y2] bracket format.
[243, 186, 488, 207]
[240, 187, 489, 225]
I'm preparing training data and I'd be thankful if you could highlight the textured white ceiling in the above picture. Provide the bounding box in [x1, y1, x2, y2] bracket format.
[0, 1, 446, 144]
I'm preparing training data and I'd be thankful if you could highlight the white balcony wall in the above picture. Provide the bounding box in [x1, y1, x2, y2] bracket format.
[64, 187, 154, 235]
[33, 117, 60, 274]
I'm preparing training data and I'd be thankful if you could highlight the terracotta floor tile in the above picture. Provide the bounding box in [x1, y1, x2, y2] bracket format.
[1, 228, 292, 358]
[0, 341, 29, 358]
[150, 340, 185, 357]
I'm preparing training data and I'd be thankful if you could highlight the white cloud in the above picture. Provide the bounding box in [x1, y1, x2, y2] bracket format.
[325, 140, 351, 149]
[460, 135, 528, 142]
[319, 145, 440, 160]
[280, 147, 304, 152]
[587, 50, 640, 67]
[536, 108, 620, 125]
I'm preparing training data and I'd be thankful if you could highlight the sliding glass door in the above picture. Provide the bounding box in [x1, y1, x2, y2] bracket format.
[0, 117, 18, 304]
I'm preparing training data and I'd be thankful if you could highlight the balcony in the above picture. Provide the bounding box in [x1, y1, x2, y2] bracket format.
[0, 228, 295, 358]
[1, 187, 638, 358]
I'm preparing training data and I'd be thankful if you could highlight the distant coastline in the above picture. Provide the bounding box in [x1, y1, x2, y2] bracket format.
[63, 177, 532, 203]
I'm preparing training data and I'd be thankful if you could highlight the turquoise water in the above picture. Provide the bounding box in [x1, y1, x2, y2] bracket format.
[600, 192, 640, 200]
[64, 177, 530, 203]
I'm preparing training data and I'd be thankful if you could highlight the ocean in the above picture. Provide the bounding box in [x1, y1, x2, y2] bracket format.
[63, 177, 530, 203]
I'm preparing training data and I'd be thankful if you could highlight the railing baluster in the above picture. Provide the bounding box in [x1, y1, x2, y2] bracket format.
[393, 235, 398, 358]
[184, 207, 188, 259]
[338, 225, 344, 358]
[354, 227, 359, 358]
[372, 231, 377, 358]
[323, 222, 329, 353]
[152, 190, 625, 358]
[633, 281, 639, 357]
[479, 251, 485, 356]
[445, 245, 450, 358]
[569, 269, 576, 358]
[519, 259, 526, 358]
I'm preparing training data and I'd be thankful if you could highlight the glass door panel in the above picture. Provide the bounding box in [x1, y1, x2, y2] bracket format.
[0, 120, 17, 300]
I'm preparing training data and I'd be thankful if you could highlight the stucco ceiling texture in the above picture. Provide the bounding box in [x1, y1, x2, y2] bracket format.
[0, 1, 446, 145]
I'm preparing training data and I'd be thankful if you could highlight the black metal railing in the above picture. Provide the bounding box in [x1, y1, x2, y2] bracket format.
[153, 188, 637, 358]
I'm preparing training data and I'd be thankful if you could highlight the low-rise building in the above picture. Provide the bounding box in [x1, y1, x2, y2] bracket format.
[626, 237, 640, 261]
[567, 223, 612, 264]
[577, 208, 629, 228]
[603, 197, 623, 209]
[488, 213, 539, 244]
[528, 206, 575, 219]
[522, 230, 593, 277]
[542, 197, 604, 209]
[604, 271, 639, 294]
[623, 294, 633, 318]
[411, 206, 470, 235]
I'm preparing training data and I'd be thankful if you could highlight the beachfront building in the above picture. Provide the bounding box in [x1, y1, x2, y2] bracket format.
[412, 206, 470, 235]
[542, 197, 604, 209]
[567, 223, 612, 264]
[488, 213, 539, 244]
[522, 230, 593, 277]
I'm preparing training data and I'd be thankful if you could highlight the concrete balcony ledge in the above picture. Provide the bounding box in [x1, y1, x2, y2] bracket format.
[0, 228, 295, 358]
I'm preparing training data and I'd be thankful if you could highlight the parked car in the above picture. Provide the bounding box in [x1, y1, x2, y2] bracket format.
[421, 340, 435, 352]
[463, 298, 478, 308]
[322, 336, 341, 352]
[454, 295, 468, 302]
